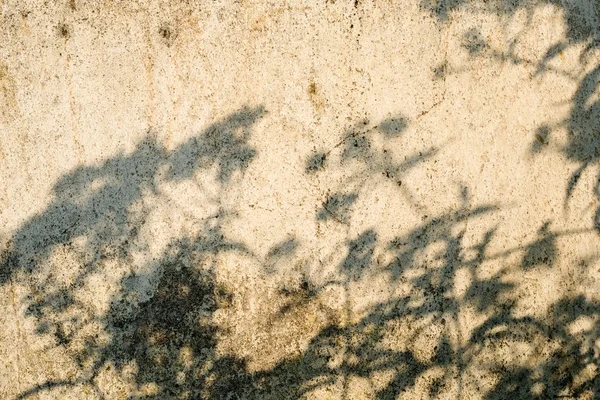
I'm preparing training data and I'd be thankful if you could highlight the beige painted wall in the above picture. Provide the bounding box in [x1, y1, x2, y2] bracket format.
[1, 0, 600, 398]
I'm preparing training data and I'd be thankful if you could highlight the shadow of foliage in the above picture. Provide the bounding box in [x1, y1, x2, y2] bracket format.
[2, 106, 265, 399]
[431, 0, 600, 233]
[3, 3, 600, 393]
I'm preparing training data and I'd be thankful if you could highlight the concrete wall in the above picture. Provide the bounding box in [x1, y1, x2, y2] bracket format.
[1, 0, 600, 398]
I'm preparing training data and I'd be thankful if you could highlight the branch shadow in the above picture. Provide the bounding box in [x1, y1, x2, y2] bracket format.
[1, 106, 265, 399]
[2, 50, 600, 399]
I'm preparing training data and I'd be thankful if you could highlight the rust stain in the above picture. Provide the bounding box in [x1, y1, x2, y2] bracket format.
[143, 17, 156, 131]
[0, 62, 19, 123]
[535, 133, 547, 144]
[65, 52, 84, 163]
[251, 13, 268, 33]
[19, 12, 31, 35]
[308, 80, 327, 112]
[0, 141, 6, 165]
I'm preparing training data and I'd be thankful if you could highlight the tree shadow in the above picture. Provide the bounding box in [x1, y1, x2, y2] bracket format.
[560, 65, 600, 230]
[1, 105, 265, 287]
[475, 294, 600, 398]
[1, 106, 265, 399]
[103, 231, 252, 400]
[520, 220, 557, 270]
[307, 114, 440, 221]
[426, 0, 600, 233]
[2, 42, 600, 398]
[259, 109, 599, 398]
[422, 1, 600, 396]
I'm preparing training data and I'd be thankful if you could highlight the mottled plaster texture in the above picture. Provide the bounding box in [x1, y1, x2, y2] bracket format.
[1, 0, 600, 398]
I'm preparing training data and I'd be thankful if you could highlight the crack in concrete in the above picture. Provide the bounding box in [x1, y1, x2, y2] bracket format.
[417, 17, 453, 121]
[416, 94, 446, 120]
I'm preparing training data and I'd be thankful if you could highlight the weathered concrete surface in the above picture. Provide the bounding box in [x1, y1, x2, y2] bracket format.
[1, 0, 600, 398]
